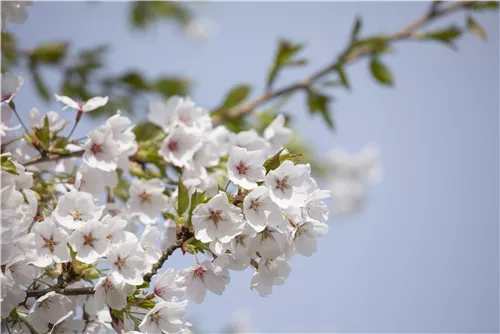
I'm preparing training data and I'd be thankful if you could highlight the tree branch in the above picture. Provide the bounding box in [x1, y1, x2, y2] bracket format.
[26, 287, 95, 298]
[22, 149, 85, 167]
[216, 1, 473, 122]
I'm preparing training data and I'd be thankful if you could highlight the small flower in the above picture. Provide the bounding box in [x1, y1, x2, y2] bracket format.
[265, 160, 311, 209]
[54, 94, 108, 113]
[264, 114, 293, 154]
[127, 178, 169, 218]
[102, 214, 128, 245]
[243, 186, 283, 232]
[28, 108, 66, 132]
[302, 180, 330, 223]
[1, 2, 33, 30]
[27, 292, 73, 333]
[148, 96, 211, 131]
[74, 164, 118, 198]
[139, 225, 162, 268]
[83, 125, 121, 172]
[139, 300, 188, 334]
[175, 260, 229, 304]
[192, 191, 244, 244]
[94, 275, 134, 311]
[107, 241, 147, 285]
[1, 72, 23, 104]
[31, 218, 70, 267]
[105, 112, 138, 156]
[68, 219, 110, 264]
[159, 124, 202, 167]
[251, 226, 287, 258]
[153, 268, 185, 302]
[227, 146, 266, 189]
[289, 220, 328, 257]
[229, 129, 269, 152]
[250, 256, 291, 297]
[52, 191, 104, 229]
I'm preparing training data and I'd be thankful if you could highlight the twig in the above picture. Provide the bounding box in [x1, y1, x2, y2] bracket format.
[26, 287, 95, 298]
[21, 149, 85, 167]
[215, 1, 473, 122]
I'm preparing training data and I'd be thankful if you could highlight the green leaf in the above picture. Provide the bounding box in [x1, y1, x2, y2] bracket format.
[306, 90, 335, 129]
[31, 68, 50, 101]
[337, 66, 350, 90]
[1, 156, 18, 175]
[30, 41, 68, 64]
[34, 116, 51, 149]
[350, 17, 362, 42]
[153, 77, 190, 98]
[424, 26, 462, 48]
[50, 137, 69, 150]
[121, 71, 149, 90]
[189, 191, 206, 217]
[466, 15, 487, 40]
[130, 1, 191, 29]
[466, 1, 499, 10]
[163, 211, 177, 222]
[133, 122, 166, 142]
[267, 39, 305, 89]
[222, 85, 251, 109]
[176, 180, 189, 216]
[369, 58, 394, 86]
[263, 148, 285, 174]
[355, 37, 390, 54]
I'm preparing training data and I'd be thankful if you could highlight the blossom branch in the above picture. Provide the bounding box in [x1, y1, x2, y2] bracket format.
[22, 149, 85, 167]
[216, 1, 472, 122]
[25, 287, 94, 298]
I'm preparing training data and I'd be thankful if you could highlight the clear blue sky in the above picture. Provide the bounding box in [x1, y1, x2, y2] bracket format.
[11, 2, 499, 333]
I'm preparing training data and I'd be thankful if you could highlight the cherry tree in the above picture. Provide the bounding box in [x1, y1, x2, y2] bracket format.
[0, 1, 497, 333]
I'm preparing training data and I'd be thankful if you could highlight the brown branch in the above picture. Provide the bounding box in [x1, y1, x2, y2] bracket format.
[26, 287, 94, 298]
[216, 1, 473, 122]
[22, 149, 85, 167]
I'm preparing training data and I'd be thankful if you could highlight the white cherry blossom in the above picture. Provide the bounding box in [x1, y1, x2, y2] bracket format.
[31, 218, 70, 267]
[159, 124, 202, 167]
[27, 292, 73, 333]
[250, 256, 291, 297]
[127, 178, 169, 218]
[153, 268, 186, 302]
[265, 160, 312, 209]
[94, 275, 134, 311]
[28, 108, 66, 132]
[107, 240, 147, 285]
[229, 129, 270, 152]
[54, 94, 108, 113]
[264, 114, 293, 154]
[139, 300, 188, 334]
[68, 219, 110, 264]
[227, 146, 266, 189]
[83, 125, 121, 172]
[74, 164, 118, 197]
[192, 191, 244, 244]
[1, 73, 23, 105]
[52, 191, 104, 229]
[243, 186, 283, 232]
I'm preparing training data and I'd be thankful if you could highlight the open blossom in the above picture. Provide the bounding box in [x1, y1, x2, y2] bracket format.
[139, 300, 188, 334]
[1, 72, 23, 104]
[325, 144, 382, 214]
[301, 180, 331, 223]
[251, 256, 291, 297]
[264, 114, 293, 154]
[94, 275, 134, 311]
[54, 94, 108, 113]
[227, 146, 266, 189]
[108, 240, 147, 285]
[105, 112, 138, 156]
[289, 220, 329, 257]
[139, 225, 162, 268]
[83, 125, 121, 172]
[102, 214, 127, 245]
[27, 292, 73, 333]
[176, 259, 229, 304]
[28, 108, 66, 132]
[251, 226, 287, 258]
[31, 217, 70, 267]
[48, 311, 85, 334]
[243, 186, 283, 232]
[148, 96, 211, 131]
[127, 178, 169, 218]
[1, 106, 21, 136]
[159, 124, 202, 167]
[68, 219, 110, 264]
[74, 164, 118, 198]
[229, 129, 270, 152]
[153, 268, 185, 302]
[192, 191, 244, 244]
[265, 160, 312, 209]
[1, 1, 33, 30]
[52, 191, 104, 229]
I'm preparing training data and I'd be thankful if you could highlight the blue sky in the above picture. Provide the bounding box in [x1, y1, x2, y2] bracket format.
[11, 2, 499, 333]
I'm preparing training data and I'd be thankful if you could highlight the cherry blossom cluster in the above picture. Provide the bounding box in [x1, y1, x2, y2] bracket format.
[1, 68, 380, 334]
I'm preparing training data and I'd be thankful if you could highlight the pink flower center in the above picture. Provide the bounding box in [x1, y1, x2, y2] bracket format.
[209, 209, 223, 224]
[91, 143, 103, 154]
[168, 140, 179, 152]
[139, 191, 152, 203]
[236, 161, 248, 175]
[194, 266, 205, 278]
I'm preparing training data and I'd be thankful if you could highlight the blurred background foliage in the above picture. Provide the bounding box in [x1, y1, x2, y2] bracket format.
[1, 1, 497, 177]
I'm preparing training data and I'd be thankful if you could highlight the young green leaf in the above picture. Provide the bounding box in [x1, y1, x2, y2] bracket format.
[306, 90, 335, 129]
[189, 191, 206, 217]
[222, 85, 252, 109]
[267, 39, 305, 89]
[176, 180, 189, 216]
[337, 66, 350, 90]
[1, 155, 18, 175]
[466, 15, 487, 40]
[350, 16, 362, 43]
[424, 26, 462, 49]
[263, 148, 285, 174]
[369, 58, 394, 86]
